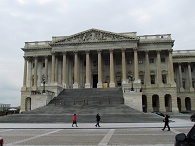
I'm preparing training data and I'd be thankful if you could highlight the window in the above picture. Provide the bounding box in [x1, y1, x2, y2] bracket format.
[93, 60, 97, 67]
[138, 58, 143, 64]
[42, 63, 45, 68]
[191, 68, 193, 72]
[115, 59, 121, 65]
[127, 59, 132, 64]
[161, 58, 165, 63]
[151, 75, 155, 84]
[182, 68, 184, 72]
[32, 63, 35, 68]
[149, 58, 154, 63]
[84, 61, 86, 66]
[162, 74, 167, 84]
[105, 59, 110, 65]
[182, 79, 185, 89]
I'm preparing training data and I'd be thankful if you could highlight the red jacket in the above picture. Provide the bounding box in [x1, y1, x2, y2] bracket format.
[73, 115, 77, 121]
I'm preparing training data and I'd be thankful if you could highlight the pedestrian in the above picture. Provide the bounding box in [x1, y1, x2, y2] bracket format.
[95, 113, 101, 127]
[162, 114, 170, 131]
[72, 114, 78, 127]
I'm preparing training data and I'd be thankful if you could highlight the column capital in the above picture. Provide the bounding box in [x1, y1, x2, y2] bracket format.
[144, 50, 149, 53]
[73, 50, 78, 54]
[51, 51, 56, 55]
[97, 49, 102, 53]
[168, 49, 173, 53]
[156, 49, 161, 53]
[85, 50, 90, 53]
[121, 48, 126, 52]
[62, 51, 67, 55]
[188, 62, 191, 65]
[133, 47, 138, 51]
[109, 49, 114, 52]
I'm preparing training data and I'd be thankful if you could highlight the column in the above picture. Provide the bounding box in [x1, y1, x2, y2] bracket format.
[22, 56, 27, 89]
[178, 63, 184, 91]
[188, 62, 194, 91]
[33, 56, 38, 89]
[133, 48, 139, 82]
[109, 49, 115, 87]
[51, 52, 55, 83]
[157, 50, 163, 87]
[121, 48, 127, 84]
[85, 50, 91, 88]
[44, 56, 48, 81]
[97, 49, 103, 88]
[159, 96, 166, 112]
[73, 50, 79, 88]
[168, 49, 176, 86]
[62, 52, 67, 88]
[55, 57, 58, 83]
[145, 51, 151, 87]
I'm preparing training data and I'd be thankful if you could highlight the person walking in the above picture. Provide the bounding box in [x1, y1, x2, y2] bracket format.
[162, 114, 170, 131]
[95, 113, 101, 127]
[72, 114, 78, 127]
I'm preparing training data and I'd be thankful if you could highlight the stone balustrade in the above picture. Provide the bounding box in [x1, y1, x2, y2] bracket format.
[24, 41, 51, 49]
[138, 34, 171, 40]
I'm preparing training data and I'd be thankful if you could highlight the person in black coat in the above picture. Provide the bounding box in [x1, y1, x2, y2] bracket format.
[95, 113, 101, 127]
[162, 114, 170, 131]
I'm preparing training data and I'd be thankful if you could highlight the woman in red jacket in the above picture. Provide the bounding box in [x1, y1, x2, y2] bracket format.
[72, 114, 78, 127]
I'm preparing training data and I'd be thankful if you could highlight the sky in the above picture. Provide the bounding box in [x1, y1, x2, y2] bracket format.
[0, 0, 195, 107]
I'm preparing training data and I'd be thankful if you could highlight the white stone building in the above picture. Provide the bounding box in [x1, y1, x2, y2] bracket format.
[20, 28, 195, 113]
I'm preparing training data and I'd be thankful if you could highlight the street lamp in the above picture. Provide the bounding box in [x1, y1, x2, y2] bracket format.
[42, 77, 46, 94]
[129, 73, 134, 91]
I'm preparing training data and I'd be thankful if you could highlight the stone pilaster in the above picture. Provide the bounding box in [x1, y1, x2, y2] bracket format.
[157, 50, 163, 87]
[33, 56, 38, 90]
[178, 63, 184, 91]
[62, 52, 67, 88]
[44, 56, 48, 82]
[133, 47, 139, 82]
[159, 96, 166, 112]
[51, 52, 55, 83]
[73, 50, 79, 88]
[168, 49, 176, 86]
[55, 57, 58, 83]
[85, 50, 91, 88]
[188, 62, 194, 91]
[147, 95, 153, 112]
[145, 50, 151, 87]
[23, 56, 27, 88]
[171, 92, 179, 112]
[181, 97, 186, 112]
[122, 48, 127, 84]
[109, 49, 115, 87]
[97, 49, 103, 88]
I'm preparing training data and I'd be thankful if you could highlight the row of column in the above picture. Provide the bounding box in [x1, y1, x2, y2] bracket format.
[22, 48, 175, 89]
[178, 62, 194, 91]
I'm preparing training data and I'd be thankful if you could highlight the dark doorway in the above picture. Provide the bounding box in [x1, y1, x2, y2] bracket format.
[142, 95, 147, 112]
[93, 74, 98, 88]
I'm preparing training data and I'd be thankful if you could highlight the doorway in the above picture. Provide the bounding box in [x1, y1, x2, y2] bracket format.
[93, 74, 98, 88]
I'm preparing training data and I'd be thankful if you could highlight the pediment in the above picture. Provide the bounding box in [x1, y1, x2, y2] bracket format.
[50, 28, 138, 45]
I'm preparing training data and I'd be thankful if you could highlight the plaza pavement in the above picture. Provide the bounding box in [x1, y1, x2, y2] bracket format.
[0, 117, 194, 146]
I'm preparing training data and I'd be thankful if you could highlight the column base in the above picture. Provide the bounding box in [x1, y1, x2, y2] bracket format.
[73, 83, 79, 89]
[85, 83, 91, 88]
[189, 87, 194, 92]
[158, 83, 164, 87]
[172, 107, 179, 112]
[109, 82, 115, 88]
[97, 82, 103, 88]
[32, 86, 37, 91]
[63, 84, 67, 89]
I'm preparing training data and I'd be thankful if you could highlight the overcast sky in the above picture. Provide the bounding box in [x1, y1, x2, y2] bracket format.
[0, 0, 195, 107]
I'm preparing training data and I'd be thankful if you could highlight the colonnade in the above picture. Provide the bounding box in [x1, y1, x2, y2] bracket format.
[22, 48, 175, 90]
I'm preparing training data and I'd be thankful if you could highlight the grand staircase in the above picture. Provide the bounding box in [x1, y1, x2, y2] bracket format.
[0, 88, 163, 123]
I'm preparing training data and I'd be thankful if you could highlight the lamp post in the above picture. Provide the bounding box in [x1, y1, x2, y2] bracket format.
[42, 77, 46, 94]
[129, 73, 134, 91]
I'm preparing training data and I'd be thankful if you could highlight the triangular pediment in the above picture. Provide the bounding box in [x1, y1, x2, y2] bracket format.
[51, 28, 138, 45]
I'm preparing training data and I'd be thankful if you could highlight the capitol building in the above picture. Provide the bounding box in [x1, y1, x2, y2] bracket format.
[20, 28, 195, 113]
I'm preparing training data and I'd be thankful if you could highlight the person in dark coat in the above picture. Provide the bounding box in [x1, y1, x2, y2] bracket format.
[95, 113, 101, 127]
[72, 114, 78, 127]
[162, 114, 170, 131]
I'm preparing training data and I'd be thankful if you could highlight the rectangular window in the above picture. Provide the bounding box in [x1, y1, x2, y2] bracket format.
[84, 61, 86, 66]
[138, 58, 143, 64]
[149, 58, 154, 63]
[127, 59, 132, 64]
[162, 74, 167, 84]
[161, 58, 165, 63]
[105, 59, 110, 65]
[115, 59, 121, 65]
[42, 63, 45, 68]
[191, 68, 193, 72]
[151, 75, 155, 84]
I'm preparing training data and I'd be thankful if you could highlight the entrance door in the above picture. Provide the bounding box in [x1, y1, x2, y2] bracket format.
[93, 74, 98, 88]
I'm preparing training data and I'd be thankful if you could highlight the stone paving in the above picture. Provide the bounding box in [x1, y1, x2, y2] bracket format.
[0, 117, 194, 146]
